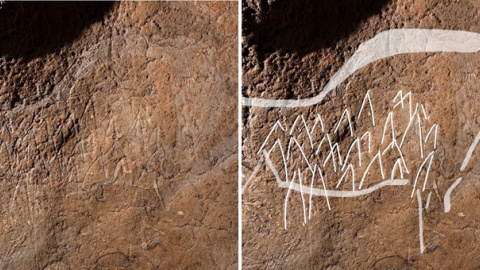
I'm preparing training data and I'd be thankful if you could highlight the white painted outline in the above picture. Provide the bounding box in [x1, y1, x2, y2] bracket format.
[381, 111, 395, 145]
[444, 177, 463, 213]
[263, 149, 408, 198]
[301, 115, 315, 149]
[425, 124, 438, 150]
[311, 114, 325, 134]
[399, 103, 419, 148]
[315, 136, 326, 156]
[284, 171, 296, 230]
[393, 90, 405, 109]
[336, 164, 355, 191]
[334, 109, 354, 137]
[411, 151, 435, 197]
[421, 104, 429, 120]
[297, 169, 308, 224]
[257, 120, 285, 154]
[317, 164, 331, 210]
[382, 139, 409, 174]
[243, 29, 480, 107]
[417, 113, 424, 158]
[359, 151, 385, 189]
[417, 189, 425, 254]
[241, 28, 480, 256]
[342, 138, 362, 170]
[425, 191, 432, 210]
[361, 131, 372, 153]
[422, 154, 435, 192]
[393, 91, 412, 118]
[286, 137, 293, 161]
[290, 115, 301, 135]
[391, 158, 405, 179]
[308, 166, 317, 220]
[460, 130, 480, 171]
[292, 138, 314, 174]
[357, 89, 375, 126]
[323, 134, 338, 172]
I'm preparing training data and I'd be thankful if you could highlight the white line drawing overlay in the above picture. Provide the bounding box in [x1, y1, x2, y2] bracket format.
[242, 28, 480, 255]
[444, 177, 463, 213]
[417, 189, 425, 254]
[245, 90, 435, 198]
[243, 88, 480, 253]
[242, 29, 480, 108]
[460, 130, 480, 171]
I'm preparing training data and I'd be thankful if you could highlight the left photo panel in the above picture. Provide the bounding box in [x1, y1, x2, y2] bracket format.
[0, 2, 238, 269]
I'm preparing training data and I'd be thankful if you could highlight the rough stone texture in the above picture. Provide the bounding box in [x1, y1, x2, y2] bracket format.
[0, 2, 237, 269]
[242, 0, 480, 269]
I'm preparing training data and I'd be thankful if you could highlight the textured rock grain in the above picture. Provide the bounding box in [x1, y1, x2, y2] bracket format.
[243, 0, 480, 269]
[0, 2, 237, 269]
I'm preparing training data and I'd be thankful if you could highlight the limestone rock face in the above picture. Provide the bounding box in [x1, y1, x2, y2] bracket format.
[0, 2, 237, 269]
[242, 1, 480, 269]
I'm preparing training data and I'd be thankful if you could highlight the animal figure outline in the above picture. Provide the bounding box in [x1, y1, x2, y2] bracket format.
[242, 29, 480, 254]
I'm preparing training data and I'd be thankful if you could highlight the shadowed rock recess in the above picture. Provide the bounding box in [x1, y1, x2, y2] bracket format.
[243, 0, 480, 269]
[0, 2, 237, 269]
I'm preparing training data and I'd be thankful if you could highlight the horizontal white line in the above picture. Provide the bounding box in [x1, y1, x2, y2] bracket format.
[278, 179, 409, 198]
[264, 149, 409, 197]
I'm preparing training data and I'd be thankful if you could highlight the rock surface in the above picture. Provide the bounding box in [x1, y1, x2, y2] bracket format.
[0, 2, 237, 269]
[242, 0, 480, 269]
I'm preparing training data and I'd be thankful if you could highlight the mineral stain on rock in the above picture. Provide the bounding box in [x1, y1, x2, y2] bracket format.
[0, 2, 237, 269]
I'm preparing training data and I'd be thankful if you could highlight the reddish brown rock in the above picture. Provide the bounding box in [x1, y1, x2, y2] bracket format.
[0, 2, 237, 269]
[243, 1, 480, 269]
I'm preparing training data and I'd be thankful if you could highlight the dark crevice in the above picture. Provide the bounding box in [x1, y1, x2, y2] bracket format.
[0, 2, 115, 61]
[243, 0, 392, 60]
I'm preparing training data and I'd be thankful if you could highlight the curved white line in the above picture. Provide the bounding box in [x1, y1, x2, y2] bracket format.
[300, 115, 314, 149]
[361, 131, 371, 153]
[421, 104, 429, 120]
[411, 151, 435, 197]
[444, 177, 462, 213]
[342, 138, 361, 170]
[334, 109, 353, 136]
[424, 124, 438, 149]
[264, 148, 408, 198]
[460, 130, 480, 171]
[400, 103, 419, 148]
[317, 165, 331, 210]
[425, 191, 432, 209]
[257, 120, 285, 154]
[359, 151, 385, 189]
[357, 90, 375, 126]
[280, 178, 409, 198]
[311, 114, 325, 133]
[391, 158, 404, 180]
[381, 111, 395, 145]
[242, 29, 480, 108]
[315, 136, 326, 155]
[336, 164, 355, 190]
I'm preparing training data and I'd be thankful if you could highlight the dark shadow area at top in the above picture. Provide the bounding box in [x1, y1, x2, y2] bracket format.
[243, 0, 392, 60]
[0, 2, 114, 61]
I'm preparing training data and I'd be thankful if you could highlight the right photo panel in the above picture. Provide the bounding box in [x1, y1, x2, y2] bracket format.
[241, 0, 480, 269]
